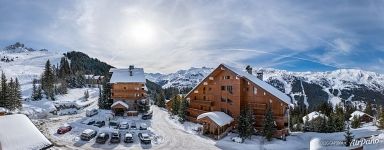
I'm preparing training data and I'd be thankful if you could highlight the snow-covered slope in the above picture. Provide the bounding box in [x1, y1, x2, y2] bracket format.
[146, 66, 384, 108]
[0, 43, 62, 97]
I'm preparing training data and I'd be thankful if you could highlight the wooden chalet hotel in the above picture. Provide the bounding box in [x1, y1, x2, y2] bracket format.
[109, 65, 148, 116]
[186, 64, 291, 139]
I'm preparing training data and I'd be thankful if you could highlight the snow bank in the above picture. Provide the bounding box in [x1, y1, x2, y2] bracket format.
[0, 114, 52, 150]
[197, 111, 233, 127]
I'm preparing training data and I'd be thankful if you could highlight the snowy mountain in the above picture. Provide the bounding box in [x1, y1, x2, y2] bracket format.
[0, 43, 62, 96]
[145, 67, 213, 88]
[145, 66, 384, 109]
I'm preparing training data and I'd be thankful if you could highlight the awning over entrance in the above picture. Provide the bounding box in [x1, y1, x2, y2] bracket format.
[197, 111, 233, 127]
[111, 101, 129, 109]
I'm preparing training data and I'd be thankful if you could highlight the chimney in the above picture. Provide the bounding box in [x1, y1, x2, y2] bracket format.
[246, 65, 252, 75]
[256, 71, 263, 80]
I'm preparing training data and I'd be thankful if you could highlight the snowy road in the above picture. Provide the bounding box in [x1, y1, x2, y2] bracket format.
[149, 106, 219, 150]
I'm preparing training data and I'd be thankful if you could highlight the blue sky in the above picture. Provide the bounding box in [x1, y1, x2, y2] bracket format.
[1, 0, 384, 73]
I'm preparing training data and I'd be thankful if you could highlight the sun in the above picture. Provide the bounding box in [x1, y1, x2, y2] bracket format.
[129, 21, 156, 44]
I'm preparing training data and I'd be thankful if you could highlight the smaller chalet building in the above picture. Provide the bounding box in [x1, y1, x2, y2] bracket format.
[302, 111, 328, 124]
[185, 64, 291, 139]
[349, 111, 374, 123]
[109, 65, 148, 116]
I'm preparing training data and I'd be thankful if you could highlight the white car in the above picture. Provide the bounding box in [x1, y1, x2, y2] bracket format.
[119, 121, 129, 130]
[86, 109, 98, 117]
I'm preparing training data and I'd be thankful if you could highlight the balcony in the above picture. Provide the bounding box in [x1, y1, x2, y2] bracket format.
[187, 108, 208, 116]
[190, 100, 213, 106]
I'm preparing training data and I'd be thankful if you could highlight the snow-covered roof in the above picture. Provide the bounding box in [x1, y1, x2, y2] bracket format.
[302, 111, 327, 123]
[0, 114, 52, 150]
[223, 64, 291, 105]
[111, 101, 129, 109]
[197, 111, 234, 127]
[0, 107, 8, 113]
[349, 111, 373, 121]
[109, 68, 146, 83]
[84, 74, 94, 79]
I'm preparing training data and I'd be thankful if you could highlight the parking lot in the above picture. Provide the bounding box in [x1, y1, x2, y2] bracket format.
[44, 108, 164, 149]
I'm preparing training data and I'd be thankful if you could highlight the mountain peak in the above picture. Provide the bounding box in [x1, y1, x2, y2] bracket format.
[2, 42, 44, 53]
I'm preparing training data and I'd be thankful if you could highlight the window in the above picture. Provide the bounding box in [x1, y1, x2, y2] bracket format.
[221, 108, 226, 112]
[221, 97, 226, 102]
[221, 86, 226, 91]
[253, 87, 257, 95]
[124, 87, 126, 90]
[225, 76, 231, 79]
[208, 87, 212, 91]
[203, 96, 206, 100]
[194, 96, 197, 100]
[227, 98, 233, 104]
[227, 86, 233, 94]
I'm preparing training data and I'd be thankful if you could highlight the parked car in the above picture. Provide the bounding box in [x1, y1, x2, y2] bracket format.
[110, 131, 121, 143]
[86, 109, 98, 117]
[96, 132, 110, 144]
[138, 133, 151, 144]
[94, 121, 105, 127]
[141, 111, 153, 120]
[109, 121, 119, 129]
[82, 118, 95, 125]
[80, 129, 97, 141]
[140, 123, 147, 130]
[119, 121, 129, 130]
[130, 122, 137, 130]
[124, 132, 134, 143]
[57, 125, 72, 134]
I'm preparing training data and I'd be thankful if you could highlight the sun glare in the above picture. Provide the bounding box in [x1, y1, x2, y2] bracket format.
[130, 21, 156, 44]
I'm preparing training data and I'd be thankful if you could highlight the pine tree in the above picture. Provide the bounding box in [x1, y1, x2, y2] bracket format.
[31, 79, 38, 100]
[84, 90, 89, 100]
[364, 101, 373, 116]
[351, 115, 360, 129]
[263, 105, 276, 141]
[0, 72, 7, 108]
[42, 60, 55, 100]
[238, 106, 255, 140]
[14, 78, 22, 109]
[171, 95, 180, 115]
[8, 78, 15, 110]
[304, 115, 310, 132]
[379, 109, 384, 129]
[178, 96, 189, 123]
[36, 85, 43, 100]
[157, 91, 166, 108]
[344, 125, 354, 147]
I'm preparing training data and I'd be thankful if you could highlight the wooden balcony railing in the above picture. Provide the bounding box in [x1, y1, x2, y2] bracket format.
[187, 108, 208, 116]
[190, 100, 213, 106]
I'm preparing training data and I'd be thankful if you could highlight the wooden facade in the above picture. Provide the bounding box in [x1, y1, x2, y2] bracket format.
[109, 66, 148, 116]
[186, 64, 290, 138]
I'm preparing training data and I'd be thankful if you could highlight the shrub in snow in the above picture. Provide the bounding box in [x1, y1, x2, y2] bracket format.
[231, 137, 243, 143]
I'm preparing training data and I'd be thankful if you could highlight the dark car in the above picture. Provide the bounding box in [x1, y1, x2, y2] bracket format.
[96, 132, 110, 144]
[142, 111, 153, 120]
[57, 125, 72, 134]
[130, 122, 137, 130]
[94, 121, 105, 128]
[138, 133, 151, 144]
[80, 129, 97, 141]
[110, 131, 121, 143]
[124, 132, 134, 143]
[109, 121, 119, 129]
[87, 119, 96, 125]
[141, 114, 152, 120]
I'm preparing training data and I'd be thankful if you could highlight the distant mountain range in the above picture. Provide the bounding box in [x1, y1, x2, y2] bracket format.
[145, 66, 384, 110]
[2, 42, 383, 109]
